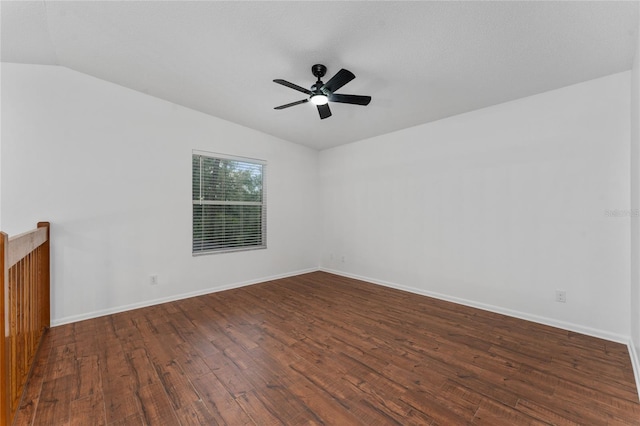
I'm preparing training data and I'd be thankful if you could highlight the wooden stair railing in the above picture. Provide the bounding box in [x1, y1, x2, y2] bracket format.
[0, 222, 50, 426]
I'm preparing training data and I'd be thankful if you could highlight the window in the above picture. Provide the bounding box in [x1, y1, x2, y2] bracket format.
[192, 151, 266, 254]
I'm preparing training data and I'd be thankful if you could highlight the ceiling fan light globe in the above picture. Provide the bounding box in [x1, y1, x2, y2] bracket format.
[310, 94, 329, 105]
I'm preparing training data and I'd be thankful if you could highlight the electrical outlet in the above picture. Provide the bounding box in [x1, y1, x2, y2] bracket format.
[150, 275, 158, 285]
[555, 290, 566, 303]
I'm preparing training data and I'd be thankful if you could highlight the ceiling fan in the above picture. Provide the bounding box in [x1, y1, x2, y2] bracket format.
[273, 64, 371, 120]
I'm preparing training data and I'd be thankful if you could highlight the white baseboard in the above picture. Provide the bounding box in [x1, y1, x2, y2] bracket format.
[320, 267, 630, 344]
[51, 267, 320, 327]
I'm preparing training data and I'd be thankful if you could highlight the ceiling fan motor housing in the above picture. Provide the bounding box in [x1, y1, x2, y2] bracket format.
[312, 64, 327, 79]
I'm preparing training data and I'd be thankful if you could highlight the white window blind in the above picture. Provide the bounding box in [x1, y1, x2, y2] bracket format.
[192, 151, 266, 254]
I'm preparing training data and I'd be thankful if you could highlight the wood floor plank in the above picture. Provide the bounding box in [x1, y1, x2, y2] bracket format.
[12, 332, 52, 426]
[281, 375, 365, 425]
[515, 398, 584, 426]
[75, 354, 102, 400]
[14, 271, 640, 425]
[106, 413, 145, 426]
[472, 398, 548, 425]
[126, 348, 157, 389]
[190, 372, 253, 425]
[136, 382, 181, 425]
[69, 392, 106, 426]
[100, 345, 140, 424]
[32, 374, 74, 426]
[234, 390, 283, 425]
[174, 343, 212, 378]
[202, 350, 255, 398]
[174, 400, 222, 426]
[153, 357, 202, 412]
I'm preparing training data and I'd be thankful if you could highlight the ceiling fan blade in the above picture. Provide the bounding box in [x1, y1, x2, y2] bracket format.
[273, 79, 312, 95]
[321, 69, 355, 94]
[274, 99, 309, 110]
[317, 104, 332, 119]
[329, 94, 372, 106]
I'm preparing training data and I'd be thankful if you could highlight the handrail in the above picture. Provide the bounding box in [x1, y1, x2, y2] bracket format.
[0, 222, 50, 426]
[8, 227, 47, 268]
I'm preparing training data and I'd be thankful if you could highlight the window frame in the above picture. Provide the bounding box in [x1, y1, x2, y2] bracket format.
[192, 150, 267, 256]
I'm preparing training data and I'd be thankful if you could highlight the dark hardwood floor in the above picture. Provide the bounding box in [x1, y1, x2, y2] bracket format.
[14, 271, 640, 425]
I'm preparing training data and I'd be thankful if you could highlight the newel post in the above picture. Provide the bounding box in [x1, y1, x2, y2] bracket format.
[37, 222, 50, 329]
[0, 231, 9, 426]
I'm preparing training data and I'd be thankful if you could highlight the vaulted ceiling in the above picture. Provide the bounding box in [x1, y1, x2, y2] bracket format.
[2, 1, 638, 150]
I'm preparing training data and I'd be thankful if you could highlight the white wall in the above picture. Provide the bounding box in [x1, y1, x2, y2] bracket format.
[0, 61, 3, 229]
[630, 6, 640, 389]
[1, 63, 321, 325]
[320, 72, 631, 342]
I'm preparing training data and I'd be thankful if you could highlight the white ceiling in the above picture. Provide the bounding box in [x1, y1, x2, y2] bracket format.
[1, 1, 638, 150]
